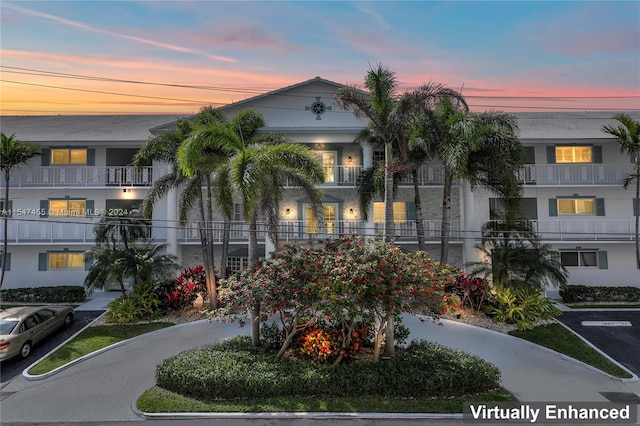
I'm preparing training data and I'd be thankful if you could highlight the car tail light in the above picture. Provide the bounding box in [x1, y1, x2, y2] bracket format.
[0, 341, 10, 350]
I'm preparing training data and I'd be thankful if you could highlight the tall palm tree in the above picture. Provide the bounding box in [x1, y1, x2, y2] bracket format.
[335, 64, 401, 243]
[133, 108, 225, 308]
[602, 114, 640, 269]
[411, 98, 524, 263]
[178, 109, 324, 346]
[0, 133, 40, 288]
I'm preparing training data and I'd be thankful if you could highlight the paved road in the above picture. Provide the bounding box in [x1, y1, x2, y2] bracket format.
[0, 310, 105, 385]
[557, 311, 640, 376]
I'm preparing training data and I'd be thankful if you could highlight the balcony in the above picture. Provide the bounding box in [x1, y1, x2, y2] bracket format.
[1, 165, 168, 188]
[1, 218, 98, 243]
[518, 164, 631, 186]
[486, 219, 635, 241]
[177, 219, 460, 243]
[283, 165, 447, 187]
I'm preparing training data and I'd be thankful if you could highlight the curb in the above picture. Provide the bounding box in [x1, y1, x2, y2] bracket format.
[553, 320, 638, 383]
[21, 316, 201, 381]
[415, 314, 638, 383]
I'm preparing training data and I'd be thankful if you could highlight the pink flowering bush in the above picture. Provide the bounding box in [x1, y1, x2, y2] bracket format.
[203, 236, 460, 365]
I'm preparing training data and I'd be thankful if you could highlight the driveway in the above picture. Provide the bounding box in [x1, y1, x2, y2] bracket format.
[0, 310, 105, 385]
[557, 311, 640, 376]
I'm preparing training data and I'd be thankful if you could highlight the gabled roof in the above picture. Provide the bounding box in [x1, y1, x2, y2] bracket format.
[150, 76, 359, 134]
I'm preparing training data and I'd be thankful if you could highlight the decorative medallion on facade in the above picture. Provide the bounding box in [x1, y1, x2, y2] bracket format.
[305, 97, 332, 120]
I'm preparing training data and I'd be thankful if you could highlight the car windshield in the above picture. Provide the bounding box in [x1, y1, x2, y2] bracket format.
[0, 320, 19, 335]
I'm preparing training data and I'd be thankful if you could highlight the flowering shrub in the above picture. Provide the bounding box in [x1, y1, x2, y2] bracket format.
[155, 265, 208, 311]
[447, 274, 488, 312]
[438, 294, 463, 315]
[204, 236, 460, 364]
[296, 323, 370, 363]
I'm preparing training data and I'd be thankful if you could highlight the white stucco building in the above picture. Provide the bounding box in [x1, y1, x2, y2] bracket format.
[1, 77, 639, 293]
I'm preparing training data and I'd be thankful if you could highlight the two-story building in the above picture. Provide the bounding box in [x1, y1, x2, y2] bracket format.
[2, 77, 638, 293]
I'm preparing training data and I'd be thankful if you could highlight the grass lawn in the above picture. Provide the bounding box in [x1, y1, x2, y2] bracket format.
[27, 322, 173, 375]
[137, 386, 517, 413]
[566, 304, 640, 309]
[509, 323, 632, 378]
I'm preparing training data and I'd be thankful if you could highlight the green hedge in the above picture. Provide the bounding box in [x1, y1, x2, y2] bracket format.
[560, 285, 640, 303]
[0, 286, 86, 304]
[156, 336, 501, 401]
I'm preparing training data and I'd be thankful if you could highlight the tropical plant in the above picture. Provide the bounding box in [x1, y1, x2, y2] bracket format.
[93, 209, 150, 250]
[470, 211, 568, 291]
[133, 107, 225, 308]
[486, 286, 562, 331]
[410, 98, 524, 263]
[84, 243, 179, 297]
[105, 289, 163, 324]
[0, 133, 40, 288]
[178, 109, 324, 346]
[602, 113, 640, 269]
[155, 265, 208, 311]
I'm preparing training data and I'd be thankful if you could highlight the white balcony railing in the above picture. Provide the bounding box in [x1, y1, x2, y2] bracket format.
[284, 165, 447, 187]
[486, 219, 635, 241]
[518, 164, 631, 185]
[0, 218, 98, 243]
[1, 166, 167, 187]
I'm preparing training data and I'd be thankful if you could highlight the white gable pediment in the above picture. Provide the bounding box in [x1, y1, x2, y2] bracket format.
[221, 77, 368, 131]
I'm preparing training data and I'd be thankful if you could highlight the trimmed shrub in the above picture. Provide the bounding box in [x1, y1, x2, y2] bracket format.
[155, 336, 502, 401]
[560, 285, 640, 304]
[105, 290, 163, 324]
[0, 286, 86, 304]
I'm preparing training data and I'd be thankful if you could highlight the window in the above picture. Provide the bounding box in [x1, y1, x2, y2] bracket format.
[560, 250, 598, 267]
[306, 205, 336, 234]
[373, 202, 407, 223]
[373, 150, 385, 164]
[557, 198, 594, 215]
[51, 149, 87, 165]
[555, 146, 592, 163]
[48, 253, 84, 269]
[227, 257, 248, 273]
[36, 309, 55, 322]
[49, 199, 86, 217]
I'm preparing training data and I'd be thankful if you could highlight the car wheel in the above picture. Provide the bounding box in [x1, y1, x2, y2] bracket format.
[20, 341, 32, 359]
[64, 313, 73, 327]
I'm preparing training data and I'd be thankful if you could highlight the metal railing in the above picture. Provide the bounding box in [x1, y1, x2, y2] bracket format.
[1, 166, 166, 187]
[518, 164, 630, 185]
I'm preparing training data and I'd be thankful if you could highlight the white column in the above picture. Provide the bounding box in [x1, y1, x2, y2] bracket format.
[461, 181, 476, 271]
[359, 141, 375, 239]
[165, 163, 179, 261]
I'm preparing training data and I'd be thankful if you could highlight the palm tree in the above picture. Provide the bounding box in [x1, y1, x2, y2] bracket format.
[0, 133, 40, 288]
[470, 208, 567, 291]
[335, 64, 403, 243]
[178, 109, 324, 346]
[84, 243, 179, 297]
[602, 114, 640, 269]
[133, 108, 225, 308]
[93, 209, 150, 251]
[411, 98, 524, 263]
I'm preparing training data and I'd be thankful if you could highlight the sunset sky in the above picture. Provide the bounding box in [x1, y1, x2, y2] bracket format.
[1, 1, 639, 115]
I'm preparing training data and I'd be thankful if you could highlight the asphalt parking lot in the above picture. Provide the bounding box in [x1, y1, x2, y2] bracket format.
[557, 310, 640, 376]
[0, 310, 105, 385]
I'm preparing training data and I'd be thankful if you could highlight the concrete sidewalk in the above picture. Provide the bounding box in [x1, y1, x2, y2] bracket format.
[75, 290, 120, 311]
[1, 313, 638, 423]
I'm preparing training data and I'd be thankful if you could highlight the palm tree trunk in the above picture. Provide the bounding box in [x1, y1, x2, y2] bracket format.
[440, 169, 453, 263]
[220, 218, 231, 279]
[412, 165, 426, 251]
[197, 183, 217, 310]
[248, 211, 260, 346]
[205, 175, 218, 309]
[1, 171, 10, 288]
